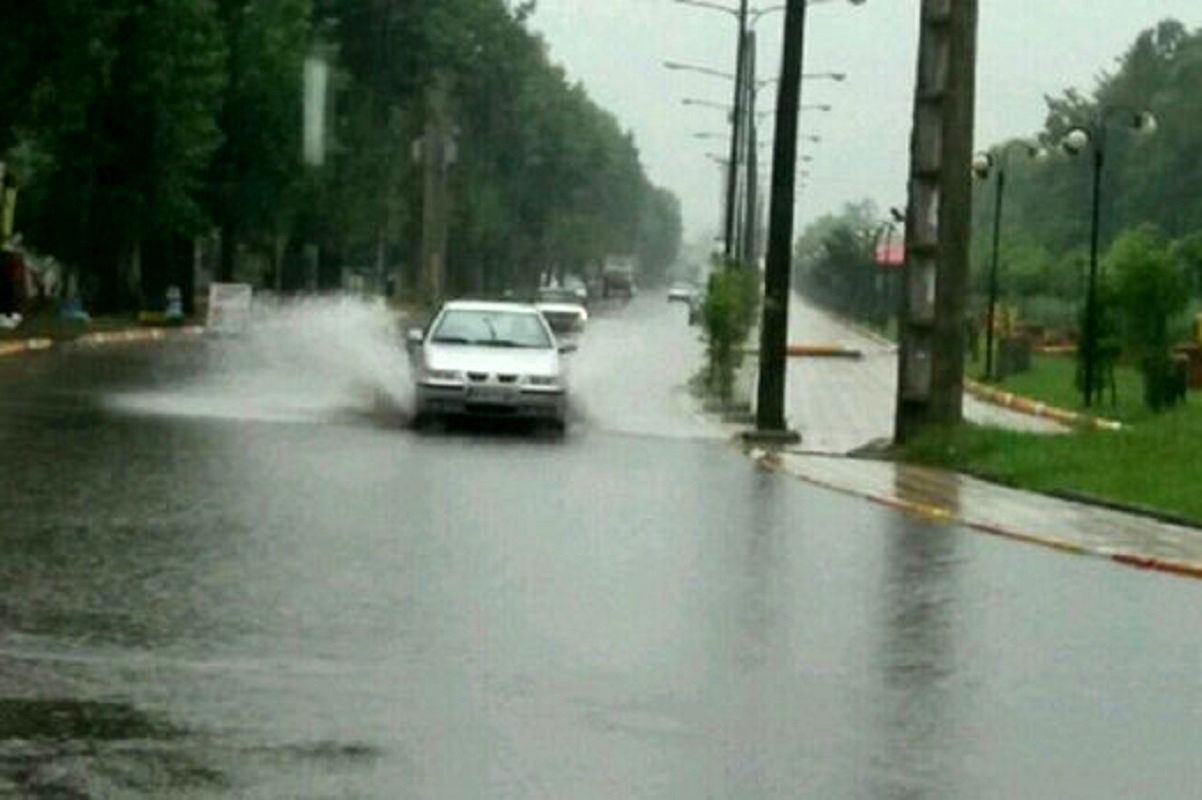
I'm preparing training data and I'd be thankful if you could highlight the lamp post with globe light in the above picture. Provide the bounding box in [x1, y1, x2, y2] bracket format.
[971, 141, 1046, 381]
[1062, 107, 1157, 407]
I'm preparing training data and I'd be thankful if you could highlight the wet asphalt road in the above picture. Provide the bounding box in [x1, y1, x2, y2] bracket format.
[2, 297, 1202, 798]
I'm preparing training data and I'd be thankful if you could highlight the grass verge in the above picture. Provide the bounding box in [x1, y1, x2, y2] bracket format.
[898, 391, 1202, 525]
[986, 353, 1149, 423]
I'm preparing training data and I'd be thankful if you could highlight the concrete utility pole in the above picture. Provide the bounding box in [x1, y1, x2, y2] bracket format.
[893, 0, 980, 443]
[417, 74, 455, 306]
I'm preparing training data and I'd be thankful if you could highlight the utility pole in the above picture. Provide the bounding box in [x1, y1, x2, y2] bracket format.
[751, 0, 808, 440]
[417, 73, 455, 306]
[893, 0, 980, 443]
[741, 31, 759, 268]
[723, 0, 750, 262]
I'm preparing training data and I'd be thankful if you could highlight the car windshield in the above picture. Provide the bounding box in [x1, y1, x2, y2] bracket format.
[538, 288, 580, 303]
[431, 309, 552, 349]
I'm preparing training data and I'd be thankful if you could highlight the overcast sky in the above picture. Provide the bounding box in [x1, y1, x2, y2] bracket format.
[527, 1, 1202, 242]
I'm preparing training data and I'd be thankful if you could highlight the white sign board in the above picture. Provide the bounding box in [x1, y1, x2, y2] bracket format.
[206, 283, 254, 334]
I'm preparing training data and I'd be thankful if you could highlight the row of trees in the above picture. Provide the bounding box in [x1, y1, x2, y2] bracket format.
[792, 200, 898, 330]
[0, 0, 681, 313]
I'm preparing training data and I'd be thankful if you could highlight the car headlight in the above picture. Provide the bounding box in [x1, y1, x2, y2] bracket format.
[525, 375, 561, 387]
[423, 368, 463, 382]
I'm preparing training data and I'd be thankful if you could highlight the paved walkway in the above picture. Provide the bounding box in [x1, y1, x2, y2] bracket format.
[758, 450, 1202, 579]
[783, 294, 1061, 453]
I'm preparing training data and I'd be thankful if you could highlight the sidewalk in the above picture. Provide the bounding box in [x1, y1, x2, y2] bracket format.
[784, 293, 1061, 453]
[756, 450, 1202, 579]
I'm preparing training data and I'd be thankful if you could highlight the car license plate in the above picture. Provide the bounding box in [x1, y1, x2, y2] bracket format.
[467, 386, 510, 402]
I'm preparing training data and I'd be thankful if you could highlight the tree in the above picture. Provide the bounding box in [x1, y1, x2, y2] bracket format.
[636, 187, 683, 287]
[210, 0, 312, 284]
[1107, 225, 1189, 410]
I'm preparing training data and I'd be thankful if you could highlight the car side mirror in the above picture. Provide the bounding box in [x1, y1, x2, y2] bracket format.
[406, 327, 424, 346]
[558, 342, 578, 355]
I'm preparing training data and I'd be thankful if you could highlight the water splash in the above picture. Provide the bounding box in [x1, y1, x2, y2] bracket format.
[111, 295, 412, 425]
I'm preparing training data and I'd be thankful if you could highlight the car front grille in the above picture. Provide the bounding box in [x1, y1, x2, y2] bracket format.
[468, 372, 488, 383]
[497, 374, 518, 384]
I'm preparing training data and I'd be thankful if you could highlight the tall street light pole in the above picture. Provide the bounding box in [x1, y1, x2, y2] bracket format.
[725, 0, 750, 262]
[748, 0, 862, 439]
[971, 142, 1044, 382]
[1062, 107, 1157, 407]
[752, 0, 810, 438]
[742, 30, 759, 267]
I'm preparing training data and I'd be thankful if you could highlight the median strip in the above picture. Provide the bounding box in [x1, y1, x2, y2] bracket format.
[0, 327, 205, 358]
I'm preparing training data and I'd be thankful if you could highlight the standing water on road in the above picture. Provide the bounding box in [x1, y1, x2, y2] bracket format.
[110, 295, 413, 425]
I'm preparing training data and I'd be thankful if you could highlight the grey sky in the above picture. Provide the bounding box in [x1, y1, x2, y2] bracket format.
[528, 1, 1202, 242]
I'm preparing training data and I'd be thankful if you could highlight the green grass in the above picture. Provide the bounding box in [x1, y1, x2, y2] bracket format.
[987, 353, 1150, 423]
[899, 391, 1202, 524]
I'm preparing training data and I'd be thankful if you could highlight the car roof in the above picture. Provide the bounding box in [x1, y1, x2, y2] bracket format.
[440, 300, 540, 314]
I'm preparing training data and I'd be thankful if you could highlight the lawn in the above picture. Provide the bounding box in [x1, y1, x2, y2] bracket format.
[899, 390, 1202, 524]
[990, 353, 1150, 423]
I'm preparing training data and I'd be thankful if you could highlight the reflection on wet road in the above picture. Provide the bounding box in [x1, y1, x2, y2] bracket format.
[2, 297, 1201, 798]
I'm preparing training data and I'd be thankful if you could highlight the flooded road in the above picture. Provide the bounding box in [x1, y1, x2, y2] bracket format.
[2, 297, 1201, 798]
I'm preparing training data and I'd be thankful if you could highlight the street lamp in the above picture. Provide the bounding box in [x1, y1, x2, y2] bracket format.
[971, 141, 1046, 382]
[665, 61, 846, 86]
[671, 0, 861, 270]
[753, 0, 867, 439]
[681, 98, 832, 117]
[1061, 106, 1157, 407]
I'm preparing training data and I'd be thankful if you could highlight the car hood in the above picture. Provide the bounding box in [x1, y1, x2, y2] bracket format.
[424, 343, 561, 376]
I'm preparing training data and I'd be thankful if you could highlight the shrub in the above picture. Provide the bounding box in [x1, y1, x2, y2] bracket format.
[701, 261, 760, 405]
[1106, 225, 1189, 411]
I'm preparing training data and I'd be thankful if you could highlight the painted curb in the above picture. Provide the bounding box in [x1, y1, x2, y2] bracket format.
[0, 338, 54, 357]
[964, 378, 1123, 431]
[0, 326, 205, 358]
[747, 447, 1202, 582]
[72, 326, 205, 347]
[786, 344, 864, 359]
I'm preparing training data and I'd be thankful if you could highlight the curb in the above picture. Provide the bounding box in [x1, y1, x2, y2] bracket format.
[0, 338, 54, 357]
[72, 326, 205, 347]
[747, 447, 1202, 582]
[963, 378, 1123, 431]
[786, 344, 863, 359]
[0, 326, 206, 359]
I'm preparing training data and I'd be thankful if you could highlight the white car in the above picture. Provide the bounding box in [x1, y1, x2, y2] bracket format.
[409, 300, 574, 430]
[667, 283, 696, 303]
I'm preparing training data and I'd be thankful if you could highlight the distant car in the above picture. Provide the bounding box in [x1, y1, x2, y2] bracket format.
[536, 287, 589, 334]
[535, 300, 588, 336]
[602, 269, 635, 300]
[667, 283, 696, 303]
[409, 300, 574, 430]
[538, 286, 586, 306]
[543, 281, 589, 306]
